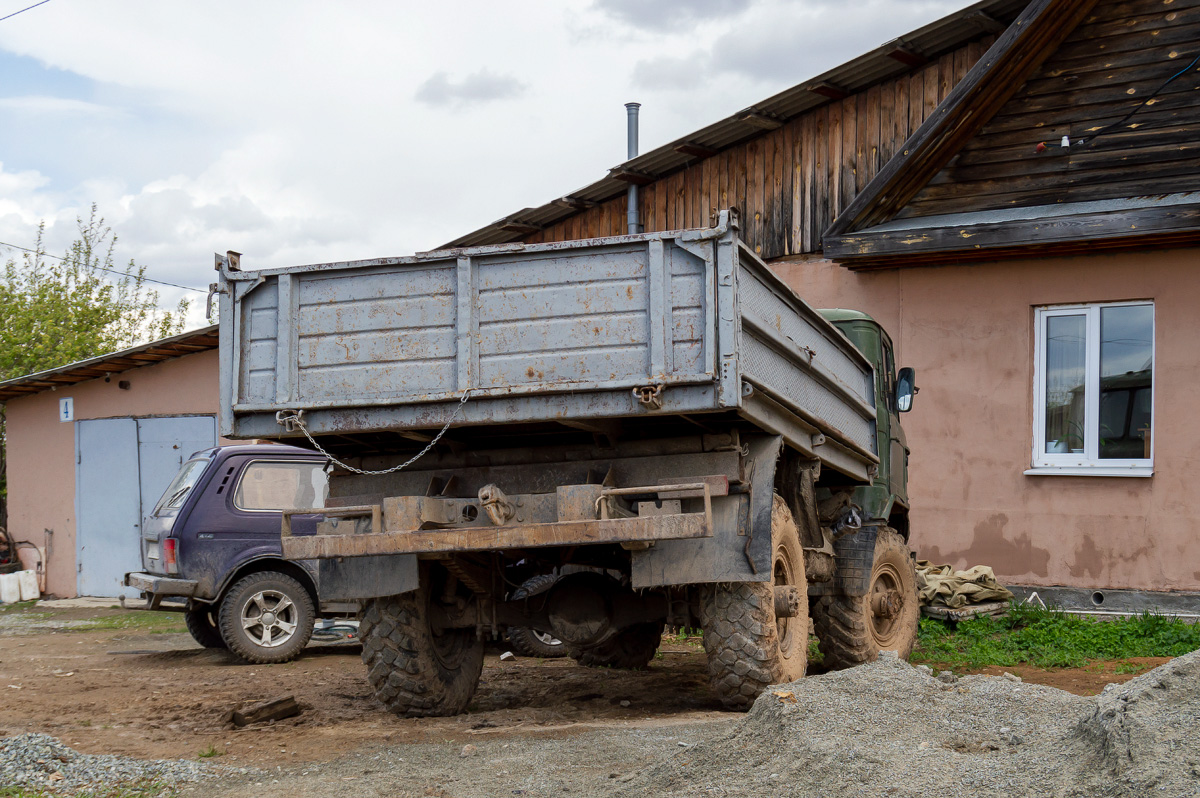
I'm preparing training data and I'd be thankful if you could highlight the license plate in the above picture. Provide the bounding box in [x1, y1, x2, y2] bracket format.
[146, 543, 160, 561]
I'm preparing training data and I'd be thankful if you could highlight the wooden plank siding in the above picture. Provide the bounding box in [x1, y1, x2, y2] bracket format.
[522, 35, 997, 256]
[899, 0, 1200, 219]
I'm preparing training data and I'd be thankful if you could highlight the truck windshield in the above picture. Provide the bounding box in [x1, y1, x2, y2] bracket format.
[153, 458, 209, 515]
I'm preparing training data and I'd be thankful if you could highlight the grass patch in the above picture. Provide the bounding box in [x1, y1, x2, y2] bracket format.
[0, 600, 41, 615]
[197, 743, 225, 759]
[912, 603, 1200, 669]
[69, 612, 186, 634]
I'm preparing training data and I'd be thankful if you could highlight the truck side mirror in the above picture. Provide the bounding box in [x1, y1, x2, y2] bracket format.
[896, 367, 917, 412]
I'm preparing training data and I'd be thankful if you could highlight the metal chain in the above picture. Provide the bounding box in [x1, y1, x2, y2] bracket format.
[276, 392, 470, 476]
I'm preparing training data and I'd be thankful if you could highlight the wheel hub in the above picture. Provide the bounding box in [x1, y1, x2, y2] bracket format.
[241, 589, 297, 648]
[872, 591, 901, 620]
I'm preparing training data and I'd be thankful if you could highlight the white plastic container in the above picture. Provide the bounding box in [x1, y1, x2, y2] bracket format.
[17, 570, 38, 601]
[0, 572, 19, 604]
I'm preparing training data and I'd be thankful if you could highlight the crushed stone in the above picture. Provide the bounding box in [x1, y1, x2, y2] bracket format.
[0, 732, 256, 794]
[612, 648, 1200, 798]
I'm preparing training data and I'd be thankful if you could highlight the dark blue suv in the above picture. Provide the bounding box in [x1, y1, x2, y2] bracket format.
[124, 444, 349, 663]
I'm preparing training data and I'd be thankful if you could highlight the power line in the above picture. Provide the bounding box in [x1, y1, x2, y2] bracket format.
[0, 239, 207, 293]
[0, 0, 51, 23]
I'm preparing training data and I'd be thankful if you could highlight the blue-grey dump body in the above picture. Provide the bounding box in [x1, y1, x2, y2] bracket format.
[218, 212, 879, 480]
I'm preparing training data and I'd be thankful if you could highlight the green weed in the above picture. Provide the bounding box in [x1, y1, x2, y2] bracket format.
[912, 603, 1200, 669]
[197, 743, 225, 759]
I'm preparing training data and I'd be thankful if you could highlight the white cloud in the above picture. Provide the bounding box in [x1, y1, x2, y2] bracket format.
[0, 0, 968, 334]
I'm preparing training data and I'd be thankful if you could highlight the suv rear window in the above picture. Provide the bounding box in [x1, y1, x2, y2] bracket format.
[153, 458, 210, 514]
[234, 461, 329, 511]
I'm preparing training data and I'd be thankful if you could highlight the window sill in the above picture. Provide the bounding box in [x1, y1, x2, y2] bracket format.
[1024, 466, 1153, 478]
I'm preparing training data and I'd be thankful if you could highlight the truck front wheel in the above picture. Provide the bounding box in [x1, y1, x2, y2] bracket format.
[359, 565, 484, 717]
[700, 495, 808, 710]
[570, 622, 664, 669]
[218, 571, 315, 664]
[813, 527, 919, 670]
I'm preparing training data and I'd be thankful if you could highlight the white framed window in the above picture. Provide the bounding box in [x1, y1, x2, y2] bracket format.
[1028, 301, 1153, 477]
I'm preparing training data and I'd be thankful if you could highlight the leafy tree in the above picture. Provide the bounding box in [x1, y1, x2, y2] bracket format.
[0, 205, 191, 525]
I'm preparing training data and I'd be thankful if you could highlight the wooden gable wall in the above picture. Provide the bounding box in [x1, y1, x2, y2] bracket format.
[522, 35, 998, 259]
[899, 0, 1200, 219]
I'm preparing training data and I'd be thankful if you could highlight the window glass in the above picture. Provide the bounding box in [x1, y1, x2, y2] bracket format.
[234, 462, 328, 511]
[1034, 302, 1152, 471]
[1099, 305, 1153, 460]
[1044, 314, 1086, 454]
[153, 458, 209, 514]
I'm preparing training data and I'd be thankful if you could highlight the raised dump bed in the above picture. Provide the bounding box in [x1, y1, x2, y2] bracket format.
[218, 210, 878, 480]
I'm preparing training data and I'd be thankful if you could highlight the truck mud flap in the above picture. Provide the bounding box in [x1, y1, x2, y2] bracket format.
[833, 525, 880, 597]
[317, 554, 418, 601]
[630, 435, 780, 589]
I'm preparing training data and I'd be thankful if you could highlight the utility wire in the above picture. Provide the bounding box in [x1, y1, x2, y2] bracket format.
[1079, 52, 1200, 147]
[0, 0, 51, 23]
[0, 239, 207, 292]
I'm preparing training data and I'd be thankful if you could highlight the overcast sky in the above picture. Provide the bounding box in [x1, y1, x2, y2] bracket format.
[0, 0, 965, 328]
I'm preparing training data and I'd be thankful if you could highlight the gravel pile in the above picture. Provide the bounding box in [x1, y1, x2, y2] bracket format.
[0, 733, 255, 794]
[612, 649, 1200, 798]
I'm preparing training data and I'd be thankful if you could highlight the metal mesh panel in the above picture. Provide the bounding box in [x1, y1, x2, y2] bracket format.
[739, 271, 874, 404]
[740, 335, 876, 454]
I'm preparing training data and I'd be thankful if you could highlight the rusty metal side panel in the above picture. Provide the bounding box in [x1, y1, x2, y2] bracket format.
[281, 513, 710, 559]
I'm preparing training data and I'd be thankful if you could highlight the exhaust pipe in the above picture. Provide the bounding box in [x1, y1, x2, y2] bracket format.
[625, 102, 641, 235]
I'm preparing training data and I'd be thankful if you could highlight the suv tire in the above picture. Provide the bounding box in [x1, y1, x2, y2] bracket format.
[218, 571, 315, 664]
[184, 606, 227, 649]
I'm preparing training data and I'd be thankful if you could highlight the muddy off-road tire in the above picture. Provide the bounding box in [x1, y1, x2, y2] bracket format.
[814, 527, 919, 671]
[505, 575, 567, 658]
[700, 495, 808, 710]
[571, 622, 664, 669]
[359, 569, 484, 717]
[184, 606, 227, 649]
[219, 571, 314, 664]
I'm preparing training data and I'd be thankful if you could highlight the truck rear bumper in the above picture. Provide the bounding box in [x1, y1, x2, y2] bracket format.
[124, 572, 198, 597]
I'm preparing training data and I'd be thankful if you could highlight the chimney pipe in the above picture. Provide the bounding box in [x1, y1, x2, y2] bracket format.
[625, 102, 641, 235]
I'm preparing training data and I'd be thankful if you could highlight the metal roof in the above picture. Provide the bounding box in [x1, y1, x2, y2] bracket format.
[440, 0, 1027, 249]
[0, 324, 220, 402]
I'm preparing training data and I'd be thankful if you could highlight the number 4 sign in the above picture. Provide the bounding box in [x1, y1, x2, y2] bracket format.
[59, 397, 74, 422]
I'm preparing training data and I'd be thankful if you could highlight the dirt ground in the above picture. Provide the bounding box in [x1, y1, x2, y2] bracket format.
[0, 604, 1166, 772]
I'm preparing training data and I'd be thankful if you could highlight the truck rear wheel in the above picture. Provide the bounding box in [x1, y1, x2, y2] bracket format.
[699, 495, 808, 710]
[813, 527, 919, 670]
[219, 571, 315, 664]
[570, 622, 663, 669]
[184, 606, 227, 649]
[359, 566, 484, 717]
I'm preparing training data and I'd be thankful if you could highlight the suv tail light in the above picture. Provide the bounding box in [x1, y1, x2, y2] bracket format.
[163, 539, 179, 575]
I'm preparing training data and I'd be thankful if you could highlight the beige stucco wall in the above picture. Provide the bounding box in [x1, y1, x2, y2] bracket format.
[6, 349, 220, 597]
[771, 246, 1200, 592]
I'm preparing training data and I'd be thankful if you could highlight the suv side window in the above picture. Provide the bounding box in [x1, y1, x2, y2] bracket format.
[234, 461, 329, 512]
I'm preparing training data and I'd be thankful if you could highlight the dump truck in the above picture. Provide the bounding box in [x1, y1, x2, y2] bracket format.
[215, 210, 920, 715]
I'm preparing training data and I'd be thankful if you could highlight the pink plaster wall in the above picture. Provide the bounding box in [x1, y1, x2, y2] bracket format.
[5, 349, 220, 597]
[770, 247, 1200, 592]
